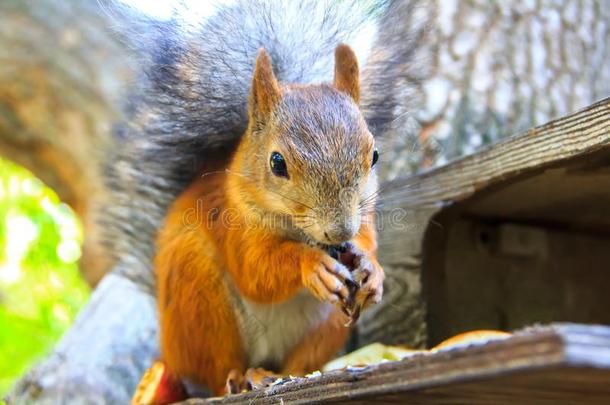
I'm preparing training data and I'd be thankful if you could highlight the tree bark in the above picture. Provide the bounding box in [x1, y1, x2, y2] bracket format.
[0, 0, 133, 284]
[380, 0, 610, 178]
[7, 274, 158, 404]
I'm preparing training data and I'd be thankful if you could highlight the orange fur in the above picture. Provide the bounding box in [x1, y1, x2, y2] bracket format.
[156, 166, 359, 394]
[334, 44, 360, 103]
[250, 49, 282, 120]
[156, 164, 245, 395]
[353, 213, 378, 255]
[282, 309, 352, 375]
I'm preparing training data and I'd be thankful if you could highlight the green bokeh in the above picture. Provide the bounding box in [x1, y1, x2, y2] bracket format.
[0, 158, 90, 397]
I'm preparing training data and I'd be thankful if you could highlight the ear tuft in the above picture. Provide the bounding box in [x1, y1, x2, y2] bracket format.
[334, 44, 360, 103]
[250, 48, 281, 121]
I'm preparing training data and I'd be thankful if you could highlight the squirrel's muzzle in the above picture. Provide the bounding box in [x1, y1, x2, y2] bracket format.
[324, 219, 359, 244]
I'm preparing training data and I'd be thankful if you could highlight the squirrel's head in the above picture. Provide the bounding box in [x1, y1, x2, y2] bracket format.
[231, 45, 378, 245]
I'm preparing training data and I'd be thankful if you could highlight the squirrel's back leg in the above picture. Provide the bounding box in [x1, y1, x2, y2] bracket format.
[156, 226, 244, 396]
[282, 308, 351, 375]
[224, 307, 351, 395]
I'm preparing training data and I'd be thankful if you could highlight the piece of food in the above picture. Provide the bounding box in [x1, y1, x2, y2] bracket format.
[323, 342, 422, 371]
[323, 330, 512, 371]
[324, 243, 360, 324]
[131, 361, 187, 405]
[432, 329, 511, 352]
[328, 242, 369, 326]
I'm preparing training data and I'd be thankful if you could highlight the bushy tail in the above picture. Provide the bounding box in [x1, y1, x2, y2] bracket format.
[101, 0, 424, 290]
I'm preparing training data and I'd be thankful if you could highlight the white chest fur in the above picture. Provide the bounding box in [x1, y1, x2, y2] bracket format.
[227, 281, 333, 370]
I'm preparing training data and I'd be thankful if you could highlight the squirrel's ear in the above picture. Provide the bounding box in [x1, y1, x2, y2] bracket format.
[250, 48, 281, 121]
[333, 44, 360, 103]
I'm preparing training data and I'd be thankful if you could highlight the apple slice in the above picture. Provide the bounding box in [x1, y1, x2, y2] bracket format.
[131, 361, 187, 405]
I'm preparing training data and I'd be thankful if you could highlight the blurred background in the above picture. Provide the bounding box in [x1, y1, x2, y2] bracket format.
[0, 159, 88, 395]
[0, 0, 608, 398]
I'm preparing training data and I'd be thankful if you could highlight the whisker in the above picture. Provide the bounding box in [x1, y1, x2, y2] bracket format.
[358, 203, 378, 212]
[225, 168, 316, 210]
[361, 175, 448, 204]
[359, 199, 378, 207]
[200, 170, 229, 178]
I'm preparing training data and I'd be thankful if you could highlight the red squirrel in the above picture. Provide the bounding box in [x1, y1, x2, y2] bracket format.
[142, 45, 384, 402]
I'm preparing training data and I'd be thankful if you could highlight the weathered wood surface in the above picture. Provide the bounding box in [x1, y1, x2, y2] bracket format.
[363, 97, 610, 348]
[184, 323, 610, 404]
[379, 97, 610, 211]
[424, 216, 610, 346]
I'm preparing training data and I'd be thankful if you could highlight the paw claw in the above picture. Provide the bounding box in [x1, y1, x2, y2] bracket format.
[244, 368, 281, 391]
[225, 369, 244, 394]
[335, 243, 385, 317]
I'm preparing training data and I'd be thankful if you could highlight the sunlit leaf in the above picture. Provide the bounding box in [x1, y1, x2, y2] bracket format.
[0, 158, 90, 396]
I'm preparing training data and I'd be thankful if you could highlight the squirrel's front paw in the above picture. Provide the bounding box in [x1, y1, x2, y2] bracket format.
[302, 250, 356, 307]
[352, 254, 384, 310]
[338, 243, 384, 321]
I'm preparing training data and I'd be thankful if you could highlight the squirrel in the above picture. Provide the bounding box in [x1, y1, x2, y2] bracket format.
[150, 44, 384, 399]
[98, 0, 421, 403]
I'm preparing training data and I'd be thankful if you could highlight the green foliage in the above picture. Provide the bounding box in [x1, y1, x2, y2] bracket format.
[0, 158, 90, 397]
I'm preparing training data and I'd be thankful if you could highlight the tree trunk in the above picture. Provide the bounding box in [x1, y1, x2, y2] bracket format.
[0, 0, 133, 284]
[381, 0, 610, 178]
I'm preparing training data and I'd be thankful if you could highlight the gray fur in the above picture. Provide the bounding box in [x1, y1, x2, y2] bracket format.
[102, 0, 420, 291]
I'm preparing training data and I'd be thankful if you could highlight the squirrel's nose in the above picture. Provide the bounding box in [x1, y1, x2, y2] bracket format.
[324, 221, 359, 244]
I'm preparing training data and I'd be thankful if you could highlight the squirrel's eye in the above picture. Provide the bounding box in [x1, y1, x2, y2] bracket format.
[270, 151, 289, 178]
[372, 149, 379, 167]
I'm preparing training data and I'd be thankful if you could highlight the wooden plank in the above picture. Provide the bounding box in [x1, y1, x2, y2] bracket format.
[423, 215, 610, 345]
[364, 368, 610, 404]
[367, 98, 610, 348]
[184, 323, 610, 404]
[378, 97, 610, 211]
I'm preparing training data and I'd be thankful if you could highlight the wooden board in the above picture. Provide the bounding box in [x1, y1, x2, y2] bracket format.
[364, 97, 610, 348]
[423, 216, 610, 345]
[184, 323, 610, 404]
